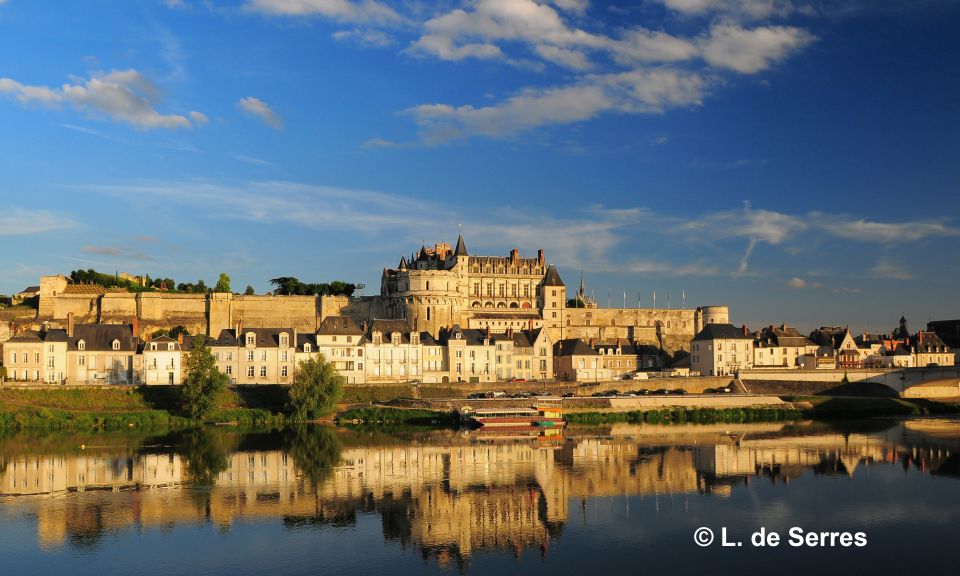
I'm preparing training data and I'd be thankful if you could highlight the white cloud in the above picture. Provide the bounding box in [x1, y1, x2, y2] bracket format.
[238, 96, 283, 129]
[871, 260, 913, 281]
[660, 0, 797, 20]
[408, 0, 608, 64]
[189, 111, 209, 125]
[0, 70, 200, 130]
[870, 260, 913, 280]
[814, 214, 959, 243]
[786, 276, 822, 289]
[332, 27, 394, 47]
[405, 68, 706, 143]
[550, 0, 590, 14]
[245, 0, 403, 24]
[162, 0, 186, 7]
[700, 24, 814, 73]
[362, 137, 403, 149]
[786, 276, 807, 288]
[0, 208, 75, 235]
[534, 44, 592, 70]
[611, 28, 700, 64]
[409, 34, 504, 61]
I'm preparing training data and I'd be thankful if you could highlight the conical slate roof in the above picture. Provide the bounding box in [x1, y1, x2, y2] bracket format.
[542, 264, 564, 287]
[398, 255, 407, 270]
[454, 233, 468, 257]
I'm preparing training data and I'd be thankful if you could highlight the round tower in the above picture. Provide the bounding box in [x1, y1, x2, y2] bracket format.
[695, 305, 729, 334]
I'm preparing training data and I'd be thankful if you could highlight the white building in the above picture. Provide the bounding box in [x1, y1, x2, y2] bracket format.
[141, 335, 183, 385]
[690, 324, 754, 377]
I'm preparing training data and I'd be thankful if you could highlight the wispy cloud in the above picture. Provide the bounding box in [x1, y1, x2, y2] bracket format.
[814, 213, 959, 242]
[786, 276, 823, 289]
[332, 28, 394, 47]
[871, 259, 913, 280]
[244, 0, 404, 25]
[82, 244, 156, 262]
[0, 208, 75, 235]
[404, 68, 706, 144]
[237, 96, 283, 129]
[0, 70, 203, 130]
[71, 179, 960, 281]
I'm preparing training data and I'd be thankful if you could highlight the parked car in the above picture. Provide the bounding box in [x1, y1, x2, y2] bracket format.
[653, 389, 669, 395]
[562, 392, 576, 398]
[673, 389, 688, 395]
[510, 378, 527, 383]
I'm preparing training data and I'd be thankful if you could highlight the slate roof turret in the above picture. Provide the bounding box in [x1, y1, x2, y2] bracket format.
[542, 264, 565, 287]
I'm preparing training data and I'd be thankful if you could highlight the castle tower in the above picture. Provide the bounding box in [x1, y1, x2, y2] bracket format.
[540, 264, 566, 337]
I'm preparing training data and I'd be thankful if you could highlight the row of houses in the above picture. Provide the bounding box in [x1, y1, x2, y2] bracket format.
[691, 322, 954, 376]
[0, 315, 673, 386]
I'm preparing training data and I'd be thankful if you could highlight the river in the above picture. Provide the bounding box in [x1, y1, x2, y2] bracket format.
[1, 418, 958, 574]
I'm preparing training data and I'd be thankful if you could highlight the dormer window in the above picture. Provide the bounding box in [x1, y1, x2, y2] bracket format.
[411, 333, 419, 345]
[373, 332, 382, 345]
[246, 334, 255, 346]
[78, 340, 86, 351]
[304, 343, 312, 353]
[167, 343, 175, 351]
[391, 333, 401, 345]
[280, 334, 288, 347]
[150, 343, 157, 351]
[112, 340, 120, 351]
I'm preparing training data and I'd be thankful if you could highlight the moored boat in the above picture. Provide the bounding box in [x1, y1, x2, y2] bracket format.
[460, 398, 565, 430]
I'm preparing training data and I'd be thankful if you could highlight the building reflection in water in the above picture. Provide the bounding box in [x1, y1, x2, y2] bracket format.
[1, 418, 958, 568]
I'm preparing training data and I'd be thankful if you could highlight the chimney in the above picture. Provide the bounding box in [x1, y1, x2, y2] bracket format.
[510, 248, 519, 265]
[537, 249, 544, 266]
[742, 324, 748, 336]
[67, 312, 75, 338]
[177, 333, 184, 345]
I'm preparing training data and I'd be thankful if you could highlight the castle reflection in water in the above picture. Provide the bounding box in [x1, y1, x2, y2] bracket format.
[1, 419, 958, 569]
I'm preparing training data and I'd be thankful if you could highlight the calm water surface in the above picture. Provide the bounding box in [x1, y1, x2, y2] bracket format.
[1, 419, 959, 575]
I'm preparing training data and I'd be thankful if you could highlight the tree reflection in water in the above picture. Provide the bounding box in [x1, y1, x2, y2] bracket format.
[281, 425, 345, 529]
[283, 425, 342, 489]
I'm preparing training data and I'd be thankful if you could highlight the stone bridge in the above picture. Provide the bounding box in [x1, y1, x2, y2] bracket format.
[740, 366, 960, 397]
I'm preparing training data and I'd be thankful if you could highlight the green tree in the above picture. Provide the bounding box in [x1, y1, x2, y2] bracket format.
[244, 285, 255, 295]
[214, 272, 231, 293]
[287, 354, 344, 420]
[180, 335, 229, 420]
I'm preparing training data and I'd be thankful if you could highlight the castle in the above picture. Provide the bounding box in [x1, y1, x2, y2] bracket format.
[21, 232, 728, 354]
[376, 233, 726, 351]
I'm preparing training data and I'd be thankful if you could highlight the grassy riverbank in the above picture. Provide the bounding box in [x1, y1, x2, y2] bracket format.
[336, 407, 458, 428]
[0, 387, 286, 433]
[565, 406, 804, 425]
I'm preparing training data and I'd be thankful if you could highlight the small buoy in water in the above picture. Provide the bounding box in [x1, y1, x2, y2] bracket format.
[80, 444, 85, 450]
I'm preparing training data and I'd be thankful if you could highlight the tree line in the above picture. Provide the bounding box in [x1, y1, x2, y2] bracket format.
[68, 270, 354, 297]
[269, 277, 356, 296]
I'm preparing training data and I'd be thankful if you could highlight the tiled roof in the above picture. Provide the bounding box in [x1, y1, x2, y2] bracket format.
[693, 323, 753, 341]
[317, 316, 365, 336]
[63, 284, 105, 295]
[69, 324, 137, 352]
[555, 338, 597, 356]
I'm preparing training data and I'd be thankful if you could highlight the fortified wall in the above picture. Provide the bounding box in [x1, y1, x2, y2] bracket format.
[30, 275, 384, 338]
[25, 272, 727, 355]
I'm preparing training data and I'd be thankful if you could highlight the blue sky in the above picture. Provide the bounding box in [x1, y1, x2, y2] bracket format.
[1, 0, 958, 333]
